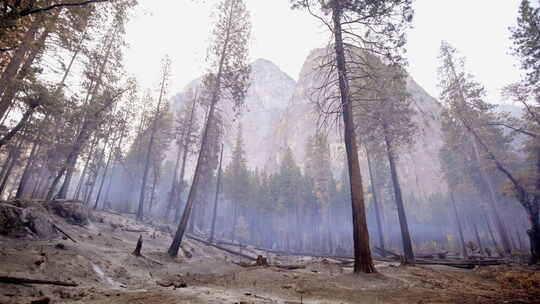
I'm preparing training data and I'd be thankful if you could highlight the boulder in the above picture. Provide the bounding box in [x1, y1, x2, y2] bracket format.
[0, 203, 27, 237]
[46, 200, 90, 225]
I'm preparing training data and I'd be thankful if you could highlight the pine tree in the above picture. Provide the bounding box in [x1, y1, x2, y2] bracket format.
[437, 41, 513, 255]
[224, 125, 250, 241]
[291, 0, 413, 273]
[168, 0, 251, 257]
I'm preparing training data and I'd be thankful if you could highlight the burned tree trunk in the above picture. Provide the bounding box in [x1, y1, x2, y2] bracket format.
[15, 139, 40, 198]
[209, 144, 224, 243]
[133, 235, 143, 256]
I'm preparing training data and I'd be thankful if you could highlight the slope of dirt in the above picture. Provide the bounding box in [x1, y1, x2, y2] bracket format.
[0, 203, 538, 304]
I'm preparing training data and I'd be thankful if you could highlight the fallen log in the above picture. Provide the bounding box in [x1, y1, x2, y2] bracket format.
[415, 252, 449, 259]
[123, 228, 149, 233]
[413, 259, 504, 269]
[0, 276, 78, 287]
[53, 224, 77, 243]
[373, 247, 401, 259]
[274, 264, 306, 270]
[186, 234, 257, 261]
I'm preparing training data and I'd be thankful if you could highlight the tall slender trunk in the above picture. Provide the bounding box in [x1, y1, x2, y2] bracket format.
[56, 27, 117, 199]
[331, 4, 375, 273]
[484, 212, 499, 249]
[471, 137, 512, 255]
[85, 130, 113, 205]
[74, 135, 98, 199]
[0, 10, 47, 119]
[165, 143, 183, 219]
[94, 118, 126, 209]
[209, 143, 224, 243]
[173, 103, 198, 223]
[366, 146, 385, 250]
[168, 62, 224, 257]
[15, 139, 39, 198]
[46, 96, 118, 200]
[450, 193, 468, 258]
[0, 138, 24, 197]
[472, 220, 484, 255]
[0, 10, 58, 110]
[136, 74, 166, 221]
[383, 124, 414, 263]
[148, 170, 158, 213]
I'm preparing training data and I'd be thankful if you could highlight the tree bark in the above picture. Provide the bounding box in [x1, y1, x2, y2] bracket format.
[209, 143, 224, 243]
[331, 4, 375, 273]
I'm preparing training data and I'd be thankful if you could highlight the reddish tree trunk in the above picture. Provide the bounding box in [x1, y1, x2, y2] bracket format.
[331, 4, 375, 273]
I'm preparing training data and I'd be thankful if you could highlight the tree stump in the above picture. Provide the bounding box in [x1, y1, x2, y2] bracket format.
[133, 235, 143, 256]
[255, 255, 268, 266]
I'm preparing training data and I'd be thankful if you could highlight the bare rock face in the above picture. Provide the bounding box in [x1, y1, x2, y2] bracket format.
[46, 200, 90, 226]
[0, 202, 56, 238]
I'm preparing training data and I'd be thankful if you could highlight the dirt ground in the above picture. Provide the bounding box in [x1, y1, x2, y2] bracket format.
[1, 207, 539, 304]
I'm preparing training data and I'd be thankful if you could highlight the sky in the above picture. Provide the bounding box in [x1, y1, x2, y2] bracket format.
[124, 0, 523, 104]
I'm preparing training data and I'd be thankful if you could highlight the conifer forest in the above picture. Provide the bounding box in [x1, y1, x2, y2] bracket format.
[0, 1, 540, 303]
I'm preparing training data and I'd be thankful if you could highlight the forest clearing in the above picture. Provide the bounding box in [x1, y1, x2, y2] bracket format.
[1, 0, 540, 303]
[0, 199, 538, 304]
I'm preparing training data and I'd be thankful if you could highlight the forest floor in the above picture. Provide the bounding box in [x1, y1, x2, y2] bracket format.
[1, 202, 539, 304]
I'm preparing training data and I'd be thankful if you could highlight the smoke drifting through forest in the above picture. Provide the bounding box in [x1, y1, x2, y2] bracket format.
[0, 0, 539, 276]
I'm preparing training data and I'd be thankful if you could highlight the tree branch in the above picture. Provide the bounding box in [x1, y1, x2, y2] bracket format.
[487, 121, 538, 138]
[19, 0, 110, 17]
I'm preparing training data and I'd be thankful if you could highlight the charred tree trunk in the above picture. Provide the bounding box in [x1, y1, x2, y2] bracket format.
[209, 144, 224, 243]
[383, 124, 414, 263]
[0, 133, 25, 197]
[527, 208, 540, 264]
[132, 235, 143, 256]
[15, 139, 39, 198]
[168, 69, 221, 257]
[331, 4, 375, 273]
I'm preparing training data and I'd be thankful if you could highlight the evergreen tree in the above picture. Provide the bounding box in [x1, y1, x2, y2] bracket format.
[168, 0, 251, 257]
[291, 0, 413, 273]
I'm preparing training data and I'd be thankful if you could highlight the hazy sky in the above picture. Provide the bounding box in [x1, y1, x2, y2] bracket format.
[124, 0, 522, 103]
